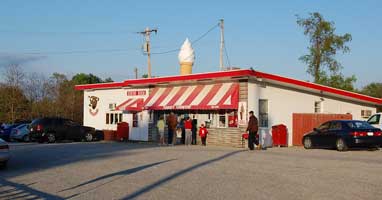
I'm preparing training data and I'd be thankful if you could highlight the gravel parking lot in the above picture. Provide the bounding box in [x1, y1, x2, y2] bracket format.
[1, 142, 382, 200]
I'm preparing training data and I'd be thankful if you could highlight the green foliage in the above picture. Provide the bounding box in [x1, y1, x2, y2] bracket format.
[360, 82, 382, 98]
[319, 73, 357, 92]
[297, 12, 352, 83]
[141, 74, 148, 78]
[104, 77, 114, 82]
[72, 73, 103, 85]
[72, 73, 113, 84]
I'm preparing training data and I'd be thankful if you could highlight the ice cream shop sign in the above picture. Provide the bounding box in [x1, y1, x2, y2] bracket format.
[126, 90, 146, 96]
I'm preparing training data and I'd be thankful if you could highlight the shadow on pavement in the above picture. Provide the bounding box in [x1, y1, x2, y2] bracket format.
[0, 179, 65, 200]
[122, 149, 245, 200]
[59, 159, 176, 197]
[0, 142, 161, 179]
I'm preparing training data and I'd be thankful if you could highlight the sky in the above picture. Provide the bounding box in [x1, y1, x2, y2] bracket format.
[0, 0, 381, 88]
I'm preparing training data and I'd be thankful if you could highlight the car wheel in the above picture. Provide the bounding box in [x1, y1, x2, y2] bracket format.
[84, 133, 93, 142]
[23, 135, 30, 142]
[303, 137, 313, 149]
[336, 138, 348, 151]
[47, 133, 56, 143]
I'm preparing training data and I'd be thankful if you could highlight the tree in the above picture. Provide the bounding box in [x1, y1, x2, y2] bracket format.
[104, 77, 114, 82]
[320, 74, 357, 92]
[1, 64, 27, 122]
[141, 74, 148, 78]
[72, 73, 103, 85]
[297, 12, 352, 83]
[360, 82, 382, 98]
[23, 72, 49, 120]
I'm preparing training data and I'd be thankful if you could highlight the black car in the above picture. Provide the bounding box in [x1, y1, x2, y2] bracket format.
[29, 117, 97, 143]
[302, 120, 382, 151]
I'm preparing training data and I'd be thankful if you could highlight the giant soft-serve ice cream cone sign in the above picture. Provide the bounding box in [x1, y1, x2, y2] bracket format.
[178, 38, 195, 75]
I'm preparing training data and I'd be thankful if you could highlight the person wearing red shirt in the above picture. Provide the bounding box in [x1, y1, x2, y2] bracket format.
[199, 124, 208, 146]
[184, 117, 192, 145]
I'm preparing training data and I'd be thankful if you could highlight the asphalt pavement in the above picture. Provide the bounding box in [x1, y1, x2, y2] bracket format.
[1, 142, 382, 200]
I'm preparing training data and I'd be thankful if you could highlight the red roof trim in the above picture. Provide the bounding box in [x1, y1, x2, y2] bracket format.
[254, 71, 382, 104]
[75, 69, 382, 105]
[74, 82, 124, 90]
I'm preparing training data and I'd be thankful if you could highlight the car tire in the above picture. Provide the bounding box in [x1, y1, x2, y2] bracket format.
[303, 137, 313, 149]
[47, 133, 56, 143]
[84, 133, 93, 142]
[22, 135, 30, 142]
[336, 138, 348, 151]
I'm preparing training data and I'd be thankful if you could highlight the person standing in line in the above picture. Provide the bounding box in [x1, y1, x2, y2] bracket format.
[156, 116, 165, 146]
[191, 115, 197, 145]
[184, 117, 192, 145]
[166, 112, 177, 146]
[246, 110, 259, 151]
[199, 124, 208, 146]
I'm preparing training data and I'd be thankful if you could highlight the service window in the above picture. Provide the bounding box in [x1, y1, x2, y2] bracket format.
[106, 113, 110, 124]
[110, 114, 114, 124]
[119, 113, 123, 122]
[218, 111, 226, 128]
[367, 114, 380, 125]
[133, 113, 138, 127]
[228, 111, 238, 127]
[114, 113, 119, 124]
[314, 101, 322, 113]
[259, 99, 268, 127]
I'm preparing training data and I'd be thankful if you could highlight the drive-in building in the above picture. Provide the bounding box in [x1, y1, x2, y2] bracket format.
[75, 69, 382, 147]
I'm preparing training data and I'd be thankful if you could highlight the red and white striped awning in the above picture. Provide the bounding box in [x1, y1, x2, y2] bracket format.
[143, 83, 239, 110]
[116, 98, 144, 111]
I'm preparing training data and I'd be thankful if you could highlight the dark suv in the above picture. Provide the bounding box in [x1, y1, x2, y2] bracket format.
[29, 117, 97, 143]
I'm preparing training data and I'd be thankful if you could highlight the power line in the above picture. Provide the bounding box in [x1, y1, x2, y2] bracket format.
[0, 48, 141, 55]
[0, 30, 135, 35]
[151, 23, 219, 55]
[1, 23, 219, 56]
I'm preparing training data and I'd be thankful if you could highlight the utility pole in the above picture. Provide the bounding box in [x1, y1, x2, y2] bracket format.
[219, 19, 224, 71]
[134, 67, 138, 79]
[138, 27, 157, 78]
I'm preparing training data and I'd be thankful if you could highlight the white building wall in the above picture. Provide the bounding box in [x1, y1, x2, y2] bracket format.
[83, 88, 149, 141]
[247, 82, 377, 146]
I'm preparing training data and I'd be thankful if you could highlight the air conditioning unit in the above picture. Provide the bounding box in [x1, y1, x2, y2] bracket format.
[109, 103, 116, 111]
[361, 110, 372, 118]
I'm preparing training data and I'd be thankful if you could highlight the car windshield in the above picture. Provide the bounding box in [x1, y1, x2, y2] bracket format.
[347, 121, 375, 129]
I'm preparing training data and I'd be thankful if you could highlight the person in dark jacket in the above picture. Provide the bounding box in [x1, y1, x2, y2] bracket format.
[166, 112, 177, 145]
[246, 110, 259, 150]
[191, 115, 197, 145]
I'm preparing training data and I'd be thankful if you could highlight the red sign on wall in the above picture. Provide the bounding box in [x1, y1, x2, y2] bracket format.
[126, 90, 146, 96]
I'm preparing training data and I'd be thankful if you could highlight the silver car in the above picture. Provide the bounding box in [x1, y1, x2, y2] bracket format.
[0, 138, 10, 167]
[10, 123, 30, 142]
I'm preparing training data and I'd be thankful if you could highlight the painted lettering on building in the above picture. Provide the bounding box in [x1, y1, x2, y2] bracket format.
[126, 90, 146, 96]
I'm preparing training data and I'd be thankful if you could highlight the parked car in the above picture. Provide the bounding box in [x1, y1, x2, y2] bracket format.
[302, 120, 382, 151]
[29, 117, 97, 143]
[367, 113, 381, 129]
[0, 138, 10, 167]
[10, 123, 31, 142]
[0, 120, 31, 141]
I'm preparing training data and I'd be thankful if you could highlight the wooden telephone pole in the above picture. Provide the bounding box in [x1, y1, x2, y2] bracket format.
[219, 19, 224, 71]
[138, 27, 157, 78]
